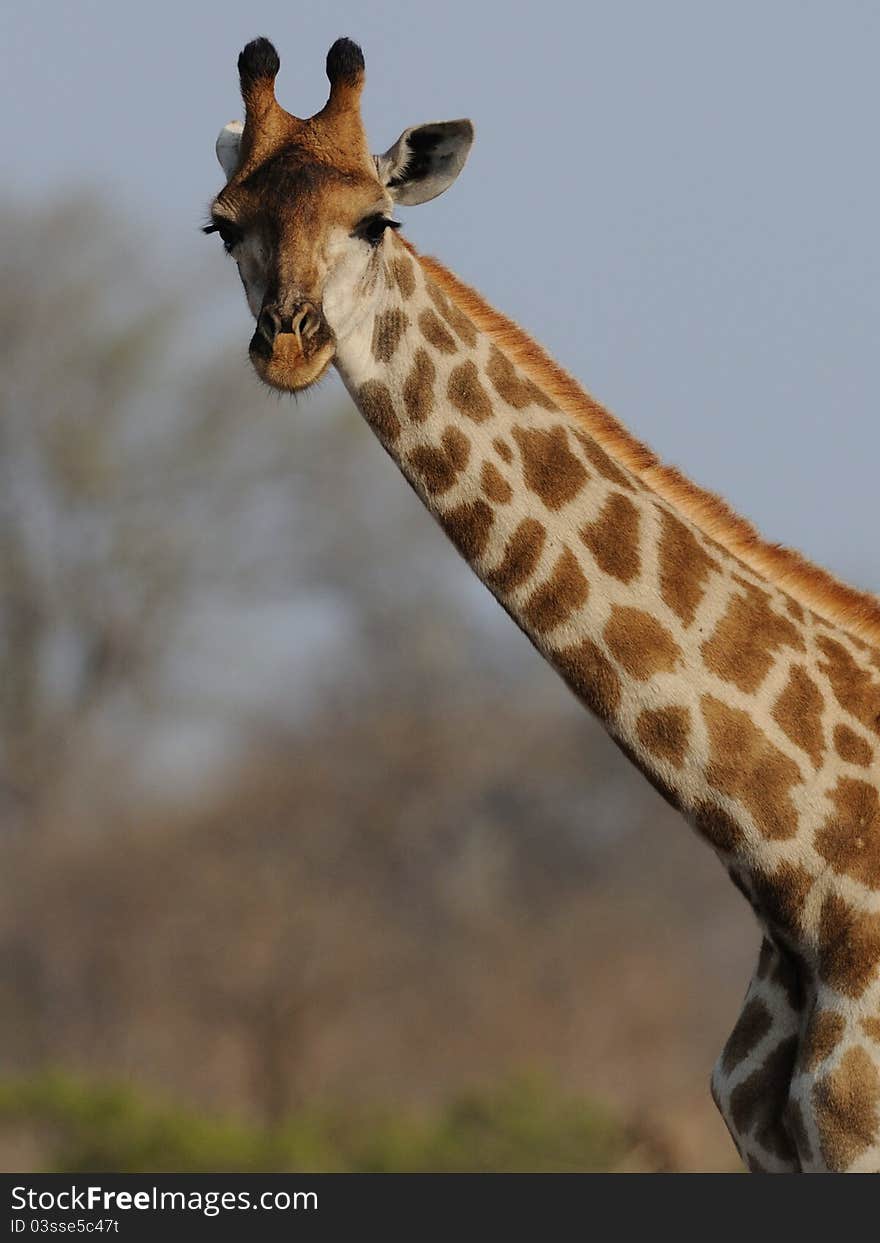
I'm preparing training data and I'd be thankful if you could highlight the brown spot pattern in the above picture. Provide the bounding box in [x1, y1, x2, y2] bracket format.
[604, 607, 680, 680]
[447, 360, 493, 424]
[861, 1017, 880, 1042]
[581, 492, 641, 584]
[785, 1099, 813, 1164]
[758, 1119, 801, 1166]
[485, 346, 557, 410]
[446, 303, 477, 348]
[814, 778, 880, 889]
[752, 862, 813, 936]
[551, 639, 621, 722]
[418, 308, 457, 354]
[729, 1036, 798, 1146]
[442, 426, 470, 471]
[800, 1009, 846, 1071]
[701, 695, 802, 839]
[480, 460, 512, 504]
[402, 348, 435, 423]
[745, 1155, 772, 1173]
[426, 281, 478, 347]
[813, 1045, 880, 1169]
[720, 997, 773, 1075]
[522, 546, 589, 634]
[616, 736, 683, 810]
[703, 582, 805, 694]
[834, 724, 873, 767]
[371, 308, 409, 363]
[818, 893, 880, 998]
[571, 430, 636, 491]
[390, 254, 416, 299]
[439, 499, 494, 563]
[818, 636, 880, 737]
[694, 803, 744, 853]
[493, 437, 513, 464]
[486, 519, 547, 594]
[656, 508, 720, 628]
[407, 444, 453, 493]
[772, 665, 826, 767]
[636, 705, 691, 768]
[512, 425, 589, 511]
[358, 380, 400, 444]
[408, 427, 471, 497]
[770, 947, 804, 1012]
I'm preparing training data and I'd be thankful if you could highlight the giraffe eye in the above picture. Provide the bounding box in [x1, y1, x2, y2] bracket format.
[203, 220, 243, 253]
[354, 214, 401, 246]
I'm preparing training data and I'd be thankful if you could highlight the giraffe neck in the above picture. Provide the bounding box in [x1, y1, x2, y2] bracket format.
[333, 235, 880, 968]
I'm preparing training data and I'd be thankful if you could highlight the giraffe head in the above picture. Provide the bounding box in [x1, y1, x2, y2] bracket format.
[207, 36, 473, 392]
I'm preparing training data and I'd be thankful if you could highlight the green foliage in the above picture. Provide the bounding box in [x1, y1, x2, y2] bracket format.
[348, 1076, 624, 1172]
[0, 1071, 626, 1173]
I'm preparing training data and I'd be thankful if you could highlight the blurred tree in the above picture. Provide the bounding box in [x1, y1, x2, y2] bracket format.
[0, 198, 310, 811]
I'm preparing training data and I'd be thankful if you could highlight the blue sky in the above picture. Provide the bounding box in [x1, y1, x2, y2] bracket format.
[4, 0, 879, 589]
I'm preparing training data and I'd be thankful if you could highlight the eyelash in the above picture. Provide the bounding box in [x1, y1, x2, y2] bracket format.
[355, 215, 401, 246]
[203, 221, 242, 253]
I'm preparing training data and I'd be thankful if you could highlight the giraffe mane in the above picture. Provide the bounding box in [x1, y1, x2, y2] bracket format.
[413, 246, 880, 650]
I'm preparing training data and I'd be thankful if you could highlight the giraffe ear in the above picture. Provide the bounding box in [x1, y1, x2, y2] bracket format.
[376, 120, 474, 206]
[215, 121, 244, 180]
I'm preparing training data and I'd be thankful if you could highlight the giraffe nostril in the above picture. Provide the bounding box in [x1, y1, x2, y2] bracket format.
[249, 327, 274, 360]
[283, 303, 326, 348]
[301, 307, 322, 340]
[253, 307, 281, 351]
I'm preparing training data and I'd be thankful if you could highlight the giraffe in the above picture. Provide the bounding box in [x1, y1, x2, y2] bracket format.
[206, 36, 880, 1172]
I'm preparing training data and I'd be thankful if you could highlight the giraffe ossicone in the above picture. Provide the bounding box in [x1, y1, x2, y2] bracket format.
[207, 36, 880, 1173]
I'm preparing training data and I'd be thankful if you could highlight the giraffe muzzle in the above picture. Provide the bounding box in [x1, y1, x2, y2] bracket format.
[250, 302, 326, 356]
[248, 300, 336, 391]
